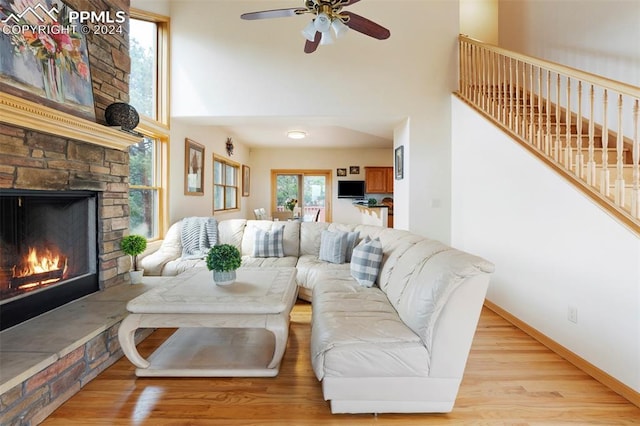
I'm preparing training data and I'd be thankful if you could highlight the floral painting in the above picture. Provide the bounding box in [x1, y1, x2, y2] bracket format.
[0, 0, 95, 120]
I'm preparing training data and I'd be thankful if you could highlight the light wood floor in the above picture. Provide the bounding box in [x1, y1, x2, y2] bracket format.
[42, 303, 640, 425]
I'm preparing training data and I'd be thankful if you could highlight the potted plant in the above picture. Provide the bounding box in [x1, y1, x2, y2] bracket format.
[120, 234, 147, 284]
[206, 244, 242, 286]
[284, 198, 297, 213]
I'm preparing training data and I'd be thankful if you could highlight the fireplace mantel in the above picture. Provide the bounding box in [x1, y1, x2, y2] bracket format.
[0, 92, 141, 151]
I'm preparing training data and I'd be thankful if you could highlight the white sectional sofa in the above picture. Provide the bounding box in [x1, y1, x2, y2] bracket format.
[140, 218, 494, 414]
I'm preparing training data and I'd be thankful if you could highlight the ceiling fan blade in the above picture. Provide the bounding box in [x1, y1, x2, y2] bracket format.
[241, 8, 306, 20]
[342, 11, 390, 40]
[304, 31, 321, 54]
[339, 0, 362, 5]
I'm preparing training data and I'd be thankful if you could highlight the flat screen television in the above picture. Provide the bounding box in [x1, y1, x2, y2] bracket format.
[338, 180, 365, 198]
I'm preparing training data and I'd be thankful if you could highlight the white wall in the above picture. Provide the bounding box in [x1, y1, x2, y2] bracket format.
[249, 148, 391, 225]
[168, 0, 459, 242]
[499, 0, 640, 86]
[130, 0, 170, 15]
[451, 96, 640, 392]
[460, 0, 498, 44]
[169, 120, 251, 225]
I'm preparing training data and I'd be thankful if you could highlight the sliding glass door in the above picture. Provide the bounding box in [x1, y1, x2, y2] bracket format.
[271, 170, 332, 222]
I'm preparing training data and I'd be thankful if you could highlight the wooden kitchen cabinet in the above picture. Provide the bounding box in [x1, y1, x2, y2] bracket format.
[365, 167, 393, 193]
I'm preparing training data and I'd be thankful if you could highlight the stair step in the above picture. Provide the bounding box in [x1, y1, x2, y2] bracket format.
[556, 135, 604, 148]
[582, 164, 637, 181]
[577, 148, 633, 165]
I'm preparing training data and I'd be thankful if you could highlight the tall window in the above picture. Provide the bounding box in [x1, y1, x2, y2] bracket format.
[214, 156, 240, 212]
[129, 19, 157, 119]
[128, 11, 169, 239]
[129, 136, 160, 238]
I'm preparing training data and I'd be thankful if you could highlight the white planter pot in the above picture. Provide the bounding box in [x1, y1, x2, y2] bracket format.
[129, 269, 144, 284]
[213, 269, 236, 286]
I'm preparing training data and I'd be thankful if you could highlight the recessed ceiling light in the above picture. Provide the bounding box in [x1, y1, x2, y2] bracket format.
[287, 130, 307, 140]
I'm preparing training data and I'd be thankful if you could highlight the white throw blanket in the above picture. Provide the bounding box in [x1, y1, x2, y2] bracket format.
[180, 217, 218, 259]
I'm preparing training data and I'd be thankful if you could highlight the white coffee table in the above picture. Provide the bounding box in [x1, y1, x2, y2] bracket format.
[118, 267, 298, 377]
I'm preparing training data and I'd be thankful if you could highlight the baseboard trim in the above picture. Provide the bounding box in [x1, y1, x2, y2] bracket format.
[484, 300, 640, 409]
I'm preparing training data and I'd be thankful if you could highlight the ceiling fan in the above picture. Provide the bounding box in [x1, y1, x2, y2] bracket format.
[240, 0, 391, 54]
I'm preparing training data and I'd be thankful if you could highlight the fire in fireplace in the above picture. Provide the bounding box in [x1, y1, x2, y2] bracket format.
[0, 189, 99, 330]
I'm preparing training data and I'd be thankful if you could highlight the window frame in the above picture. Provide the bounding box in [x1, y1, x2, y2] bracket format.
[213, 155, 241, 213]
[129, 9, 170, 125]
[128, 9, 170, 239]
[270, 169, 333, 222]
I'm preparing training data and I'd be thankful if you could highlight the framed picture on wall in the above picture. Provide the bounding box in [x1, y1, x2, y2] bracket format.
[349, 166, 360, 174]
[0, 0, 96, 121]
[337, 168, 347, 176]
[242, 165, 250, 197]
[185, 138, 205, 195]
[395, 145, 404, 180]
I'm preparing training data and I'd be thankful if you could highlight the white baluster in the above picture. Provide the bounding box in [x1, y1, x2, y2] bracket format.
[554, 74, 561, 162]
[564, 77, 573, 169]
[586, 85, 596, 186]
[632, 100, 639, 218]
[537, 67, 543, 149]
[614, 94, 625, 207]
[575, 82, 584, 178]
[600, 89, 610, 197]
[545, 70, 551, 155]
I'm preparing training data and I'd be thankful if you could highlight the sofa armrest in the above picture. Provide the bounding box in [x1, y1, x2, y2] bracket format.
[139, 221, 182, 275]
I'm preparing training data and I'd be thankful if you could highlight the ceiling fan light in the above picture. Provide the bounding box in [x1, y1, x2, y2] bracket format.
[331, 18, 349, 38]
[302, 20, 317, 41]
[320, 31, 334, 45]
[287, 130, 307, 140]
[314, 13, 331, 33]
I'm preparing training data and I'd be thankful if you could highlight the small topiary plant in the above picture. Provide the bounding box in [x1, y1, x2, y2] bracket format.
[120, 234, 147, 271]
[206, 244, 242, 272]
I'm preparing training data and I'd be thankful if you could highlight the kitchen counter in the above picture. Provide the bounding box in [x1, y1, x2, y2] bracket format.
[354, 204, 390, 227]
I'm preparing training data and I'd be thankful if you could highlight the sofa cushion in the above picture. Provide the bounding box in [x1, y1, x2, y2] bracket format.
[241, 256, 298, 268]
[319, 230, 349, 264]
[299, 222, 330, 256]
[242, 220, 300, 257]
[253, 226, 285, 257]
[296, 254, 352, 295]
[217, 219, 246, 249]
[311, 277, 426, 380]
[350, 237, 383, 287]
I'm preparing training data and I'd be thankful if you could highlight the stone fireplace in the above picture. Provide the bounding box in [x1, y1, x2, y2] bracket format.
[0, 189, 99, 330]
[0, 0, 137, 422]
[0, 123, 135, 321]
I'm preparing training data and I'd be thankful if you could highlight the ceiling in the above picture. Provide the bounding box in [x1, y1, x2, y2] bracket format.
[167, 0, 409, 150]
[177, 115, 399, 149]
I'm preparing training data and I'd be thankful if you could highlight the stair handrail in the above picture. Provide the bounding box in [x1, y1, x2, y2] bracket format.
[459, 35, 640, 98]
[458, 34, 640, 235]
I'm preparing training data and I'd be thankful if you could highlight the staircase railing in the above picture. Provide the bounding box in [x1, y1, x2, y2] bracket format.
[458, 35, 640, 235]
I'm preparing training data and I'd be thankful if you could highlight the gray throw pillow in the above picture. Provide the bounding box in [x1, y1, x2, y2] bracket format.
[319, 230, 349, 264]
[345, 231, 359, 262]
[253, 226, 285, 257]
[350, 236, 383, 287]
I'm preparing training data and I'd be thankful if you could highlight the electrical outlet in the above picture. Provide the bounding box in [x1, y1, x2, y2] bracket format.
[568, 306, 578, 324]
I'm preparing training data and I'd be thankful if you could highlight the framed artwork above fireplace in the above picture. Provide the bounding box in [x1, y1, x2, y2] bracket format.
[0, 0, 96, 121]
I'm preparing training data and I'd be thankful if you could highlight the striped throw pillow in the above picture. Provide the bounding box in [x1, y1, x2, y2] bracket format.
[319, 230, 349, 264]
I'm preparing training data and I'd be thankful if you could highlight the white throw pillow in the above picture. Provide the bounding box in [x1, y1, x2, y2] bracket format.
[253, 226, 284, 257]
[319, 230, 349, 264]
[350, 236, 383, 287]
